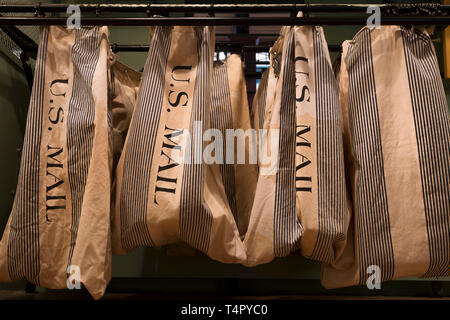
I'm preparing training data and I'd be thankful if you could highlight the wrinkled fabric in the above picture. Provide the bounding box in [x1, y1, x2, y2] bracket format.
[323, 26, 450, 289]
[0, 26, 113, 300]
[112, 26, 246, 264]
[109, 55, 141, 170]
[244, 23, 350, 266]
[211, 54, 258, 238]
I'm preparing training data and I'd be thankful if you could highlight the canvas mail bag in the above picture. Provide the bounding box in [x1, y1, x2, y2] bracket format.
[251, 66, 279, 170]
[112, 26, 246, 264]
[210, 54, 258, 238]
[251, 68, 269, 135]
[109, 55, 141, 169]
[322, 26, 450, 289]
[0, 26, 113, 300]
[293, 25, 350, 264]
[244, 24, 350, 266]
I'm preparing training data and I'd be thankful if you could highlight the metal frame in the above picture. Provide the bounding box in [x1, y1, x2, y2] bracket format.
[0, 3, 447, 25]
[0, 16, 449, 26]
[0, 2, 446, 59]
[0, 2, 447, 298]
[0, 3, 448, 14]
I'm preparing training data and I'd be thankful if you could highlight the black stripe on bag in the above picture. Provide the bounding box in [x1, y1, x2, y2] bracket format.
[179, 27, 213, 253]
[274, 28, 303, 257]
[66, 27, 102, 267]
[7, 26, 49, 285]
[119, 26, 172, 250]
[401, 27, 450, 278]
[309, 28, 347, 263]
[257, 71, 269, 130]
[346, 28, 395, 285]
[210, 62, 238, 222]
[107, 70, 114, 154]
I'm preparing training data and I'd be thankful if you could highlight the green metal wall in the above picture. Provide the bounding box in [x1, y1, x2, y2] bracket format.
[0, 41, 30, 291]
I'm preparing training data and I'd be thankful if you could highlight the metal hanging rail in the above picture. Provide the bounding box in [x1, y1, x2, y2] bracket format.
[110, 44, 343, 53]
[0, 31, 340, 61]
[0, 3, 448, 14]
[0, 16, 449, 26]
[112, 44, 272, 53]
[0, 2, 444, 61]
[0, 3, 447, 25]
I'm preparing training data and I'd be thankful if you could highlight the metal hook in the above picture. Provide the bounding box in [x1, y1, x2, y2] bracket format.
[290, 2, 297, 18]
[95, 3, 101, 17]
[209, 3, 215, 18]
[304, 1, 310, 18]
[34, 3, 44, 17]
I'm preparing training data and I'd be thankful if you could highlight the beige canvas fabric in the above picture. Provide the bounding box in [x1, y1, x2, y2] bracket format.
[251, 67, 278, 170]
[250, 41, 282, 171]
[210, 54, 258, 237]
[251, 68, 269, 134]
[112, 26, 246, 264]
[109, 54, 141, 169]
[322, 26, 450, 289]
[0, 26, 113, 300]
[243, 27, 294, 266]
[243, 24, 350, 267]
[293, 25, 350, 263]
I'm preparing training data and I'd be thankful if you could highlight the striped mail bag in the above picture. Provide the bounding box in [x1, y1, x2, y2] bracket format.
[251, 68, 269, 135]
[112, 26, 246, 264]
[0, 26, 113, 299]
[251, 65, 279, 170]
[243, 25, 350, 266]
[211, 54, 258, 238]
[293, 25, 350, 264]
[322, 26, 450, 289]
[109, 55, 141, 169]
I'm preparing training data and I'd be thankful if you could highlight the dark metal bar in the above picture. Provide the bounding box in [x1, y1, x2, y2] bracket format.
[244, 61, 270, 65]
[111, 44, 343, 53]
[110, 44, 272, 52]
[111, 43, 271, 52]
[20, 51, 34, 89]
[0, 23, 38, 57]
[431, 281, 444, 297]
[215, 45, 271, 52]
[111, 44, 147, 52]
[235, 45, 270, 52]
[2, 41, 338, 63]
[217, 33, 279, 37]
[0, 3, 448, 14]
[25, 281, 36, 294]
[243, 72, 264, 78]
[0, 16, 449, 26]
